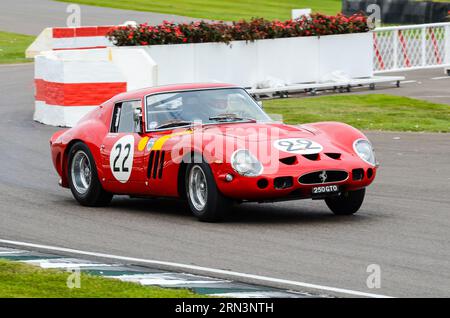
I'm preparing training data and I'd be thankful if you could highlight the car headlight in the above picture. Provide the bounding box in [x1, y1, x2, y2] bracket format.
[231, 149, 263, 177]
[353, 139, 377, 166]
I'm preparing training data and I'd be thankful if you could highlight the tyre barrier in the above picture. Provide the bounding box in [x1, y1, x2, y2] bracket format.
[342, 0, 450, 24]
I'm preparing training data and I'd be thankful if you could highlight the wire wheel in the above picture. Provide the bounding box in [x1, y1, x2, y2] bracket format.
[188, 165, 208, 211]
[71, 150, 92, 195]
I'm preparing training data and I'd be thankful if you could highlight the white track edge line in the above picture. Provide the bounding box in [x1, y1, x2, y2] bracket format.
[0, 238, 392, 298]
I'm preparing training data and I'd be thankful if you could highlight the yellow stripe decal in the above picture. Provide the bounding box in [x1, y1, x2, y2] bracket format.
[151, 131, 193, 151]
[138, 136, 149, 151]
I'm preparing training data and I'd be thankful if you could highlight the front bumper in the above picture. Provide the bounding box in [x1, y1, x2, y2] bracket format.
[212, 160, 377, 201]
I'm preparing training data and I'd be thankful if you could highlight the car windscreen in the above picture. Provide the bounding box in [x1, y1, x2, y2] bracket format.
[145, 88, 271, 130]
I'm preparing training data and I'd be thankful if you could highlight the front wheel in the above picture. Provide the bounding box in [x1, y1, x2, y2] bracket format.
[67, 142, 113, 207]
[325, 188, 365, 215]
[185, 161, 231, 222]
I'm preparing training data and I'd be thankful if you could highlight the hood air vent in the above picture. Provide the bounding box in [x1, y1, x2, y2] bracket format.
[325, 153, 341, 160]
[279, 156, 298, 165]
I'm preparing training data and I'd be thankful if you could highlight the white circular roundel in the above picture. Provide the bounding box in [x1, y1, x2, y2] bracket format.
[110, 135, 135, 183]
[273, 138, 323, 155]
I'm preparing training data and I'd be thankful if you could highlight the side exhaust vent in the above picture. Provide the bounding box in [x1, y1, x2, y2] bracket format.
[147, 150, 165, 179]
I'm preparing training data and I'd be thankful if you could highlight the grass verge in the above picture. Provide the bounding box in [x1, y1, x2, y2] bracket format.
[0, 31, 34, 64]
[58, 0, 342, 21]
[263, 94, 450, 132]
[0, 259, 204, 298]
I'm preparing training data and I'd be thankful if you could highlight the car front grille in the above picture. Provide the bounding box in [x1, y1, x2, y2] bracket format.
[298, 170, 348, 185]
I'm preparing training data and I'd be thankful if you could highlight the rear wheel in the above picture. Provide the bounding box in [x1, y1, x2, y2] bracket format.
[325, 188, 365, 215]
[185, 159, 231, 222]
[67, 142, 113, 207]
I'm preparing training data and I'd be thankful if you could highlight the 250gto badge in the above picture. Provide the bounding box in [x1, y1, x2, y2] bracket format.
[110, 135, 134, 183]
[273, 138, 323, 155]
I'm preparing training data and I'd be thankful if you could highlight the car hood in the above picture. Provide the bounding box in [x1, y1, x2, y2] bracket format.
[198, 122, 349, 159]
[201, 122, 317, 141]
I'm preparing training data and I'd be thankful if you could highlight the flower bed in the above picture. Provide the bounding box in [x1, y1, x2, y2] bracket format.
[107, 13, 369, 46]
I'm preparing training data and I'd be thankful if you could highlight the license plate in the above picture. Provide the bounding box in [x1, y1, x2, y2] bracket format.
[312, 185, 339, 195]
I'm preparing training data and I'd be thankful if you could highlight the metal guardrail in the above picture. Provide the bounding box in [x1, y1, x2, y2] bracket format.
[373, 22, 450, 73]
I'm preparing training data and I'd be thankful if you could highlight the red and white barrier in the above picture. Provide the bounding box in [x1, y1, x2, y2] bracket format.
[34, 48, 157, 127]
[26, 26, 115, 58]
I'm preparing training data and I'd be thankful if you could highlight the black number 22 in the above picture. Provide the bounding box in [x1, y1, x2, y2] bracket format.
[278, 139, 320, 152]
[113, 143, 131, 172]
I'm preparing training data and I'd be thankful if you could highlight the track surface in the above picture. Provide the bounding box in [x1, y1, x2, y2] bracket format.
[1, 63, 449, 297]
[351, 69, 450, 105]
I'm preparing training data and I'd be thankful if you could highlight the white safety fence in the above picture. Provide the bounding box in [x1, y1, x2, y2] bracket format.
[373, 22, 450, 73]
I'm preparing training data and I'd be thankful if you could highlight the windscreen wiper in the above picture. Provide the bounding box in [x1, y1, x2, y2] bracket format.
[209, 113, 256, 123]
[154, 120, 193, 130]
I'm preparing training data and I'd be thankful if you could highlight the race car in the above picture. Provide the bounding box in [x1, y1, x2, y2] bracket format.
[50, 83, 378, 222]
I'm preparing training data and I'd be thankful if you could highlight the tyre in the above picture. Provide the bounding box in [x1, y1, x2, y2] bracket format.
[67, 142, 113, 207]
[325, 188, 365, 215]
[185, 159, 231, 222]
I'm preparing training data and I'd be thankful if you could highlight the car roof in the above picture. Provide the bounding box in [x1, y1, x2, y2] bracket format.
[109, 83, 239, 103]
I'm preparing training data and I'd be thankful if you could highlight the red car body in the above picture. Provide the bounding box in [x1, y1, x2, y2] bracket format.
[50, 83, 377, 220]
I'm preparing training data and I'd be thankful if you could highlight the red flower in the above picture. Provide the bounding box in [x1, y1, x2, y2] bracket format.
[107, 14, 368, 46]
[175, 28, 183, 37]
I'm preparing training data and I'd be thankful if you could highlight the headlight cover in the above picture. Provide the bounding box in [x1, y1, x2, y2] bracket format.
[353, 139, 377, 166]
[231, 149, 263, 177]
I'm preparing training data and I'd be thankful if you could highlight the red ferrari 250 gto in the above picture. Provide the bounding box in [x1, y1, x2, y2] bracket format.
[50, 83, 378, 221]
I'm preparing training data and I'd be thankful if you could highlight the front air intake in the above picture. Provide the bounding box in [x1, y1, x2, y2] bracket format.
[298, 170, 348, 185]
[274, 177, 294, 190]
[352, 168, 364, 181]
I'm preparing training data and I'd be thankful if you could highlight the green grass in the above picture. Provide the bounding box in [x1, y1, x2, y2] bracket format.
[0, 259, 204, 298]
[58, 0, 342, 21]
[263, 94, 450, 132]
[0, 31, 34, 64]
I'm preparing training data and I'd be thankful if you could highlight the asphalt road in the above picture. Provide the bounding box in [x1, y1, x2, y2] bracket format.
[355, 69, 450, 105]
[303, 68, 450, 105]
[0, 63, 449, 297]
[0, 0, 200, 36]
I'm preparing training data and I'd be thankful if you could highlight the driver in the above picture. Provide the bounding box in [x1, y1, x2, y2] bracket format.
[207, 95, 229, 115]
[208, 94, 249, 118]
[180, 95, 202, 121]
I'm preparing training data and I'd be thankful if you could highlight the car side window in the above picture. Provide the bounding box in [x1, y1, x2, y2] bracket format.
[111, 100, 141, 133]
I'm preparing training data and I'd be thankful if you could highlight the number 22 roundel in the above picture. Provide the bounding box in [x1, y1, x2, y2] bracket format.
[273, 138, 323, 155]
[110, 135, 134, 183]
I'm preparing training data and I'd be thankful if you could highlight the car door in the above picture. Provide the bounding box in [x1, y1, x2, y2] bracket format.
[100, 100, 147, 193]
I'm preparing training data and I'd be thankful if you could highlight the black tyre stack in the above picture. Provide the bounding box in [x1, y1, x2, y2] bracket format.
[342, 0, 450, 24]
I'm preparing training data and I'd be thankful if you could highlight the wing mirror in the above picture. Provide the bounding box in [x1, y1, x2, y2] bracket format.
[133, 107, 143, 134]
